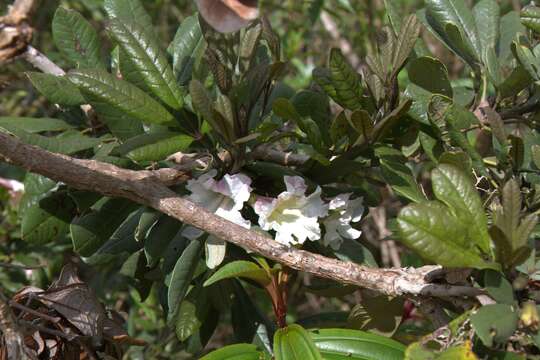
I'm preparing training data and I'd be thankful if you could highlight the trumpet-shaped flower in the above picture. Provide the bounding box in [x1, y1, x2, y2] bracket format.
[254, 176, 328, 246]
[322, 193, 364, 250]
[183, 170, 252, 268]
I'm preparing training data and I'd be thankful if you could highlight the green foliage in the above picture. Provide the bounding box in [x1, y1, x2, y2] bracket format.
[2, 0, 540, 358]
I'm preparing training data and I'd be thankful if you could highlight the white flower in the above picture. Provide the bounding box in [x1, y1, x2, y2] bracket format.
[183, 170, 252, 268]
[253, 176, 328, 246]
[322, 193, 364, 250]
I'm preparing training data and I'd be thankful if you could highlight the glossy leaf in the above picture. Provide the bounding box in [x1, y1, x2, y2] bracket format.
[473, 0, 500, 57]
[274, 324, 323, 360]
[108, 19, 183, 110]
[167, 239, 203, 325]
[432, 164, 491, 253]
[311, 328, 405, 360]
[168, 14, 204, 86]
[398, 201, 497, 269]
[124, 134, 193, 162]
[27, 73, 85, 106]
[204, 261, 271, 287]
[103, 0, 153, 30]
[68, 69, 174, 126]
[52, 8, 104, 68]
[424, 0, 480, 61]
[200, 344, 265, 360]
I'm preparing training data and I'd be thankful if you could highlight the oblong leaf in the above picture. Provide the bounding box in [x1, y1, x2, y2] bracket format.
[203, 260, 271, 287]
[311, 328, 405, 360]
[167, 238, 203, 325]
[68, 69, 174, 126]
[329, 48, 363, 111]
[0, 117, 74, 133]
[103, 0, 153, 30]
[52, 8, 104, 69]
[168, 14, 205, 85]
[473, 0, 500, 57]
[27, 73, 85, 106]
[274, 324, 323, 360]
[126, 135, 193, 162]
[108, 19, 183, 110]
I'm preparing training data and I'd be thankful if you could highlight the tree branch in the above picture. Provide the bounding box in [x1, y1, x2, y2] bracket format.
[0, 131, 485, 299]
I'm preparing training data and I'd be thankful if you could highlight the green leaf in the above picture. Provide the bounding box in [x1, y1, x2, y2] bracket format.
[204, 261, 271, 287]
[484, 270, 515, 305]
[470, 304, 518, 347]
[432, 164, 491, 253]
[329, 48, 363, 111]
[424, 0, 481, 61]
[175, 300, 202, 342]
[273, 98, 323, 150]
[70, 198, 137, 257]
[375, 146, 426, 203]
[103, 0, 153, 30]
[348, 295, 404, 337]
[391, 15, 421, 77]
[52, 8, 104, 69]
[144, 215, 182, 267]
[190, 80, 228, 139]
[68, 69, 174, 126]
[521, 5, 540, 34]
[22, 193, 75, 244]
[167, 239, 203, 325]
[500, 11, 525, 65]
[0, 117, 74, 133]
[0, 126, 100, 155]
[27, 73, 85, 106]
[274, 324, 323, 360]
[408, 57, 453, 97]
[124, 134, 193, 162]
[200, 344, 265, 360]
[86, 208, 144, 264]
[398, 201, 497, 269]
[311, 328, 405, 360]
[473, 0, 500, 58]
[108, 19, 183, 110]
[334, 240, 378, 268]
[168, 14, 204, 86]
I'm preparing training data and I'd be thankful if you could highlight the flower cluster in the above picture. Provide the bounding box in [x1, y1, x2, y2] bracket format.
[184, 172, 364, 266]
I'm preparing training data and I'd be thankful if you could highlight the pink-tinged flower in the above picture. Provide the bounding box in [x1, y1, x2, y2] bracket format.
[183, 170, 252, 268]
[253, 176, 328, 246]
[323, 193, 364, 250]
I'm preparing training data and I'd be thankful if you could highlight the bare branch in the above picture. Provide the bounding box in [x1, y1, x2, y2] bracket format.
[0, 131, 485, 299]
[21, 46, 65, 76]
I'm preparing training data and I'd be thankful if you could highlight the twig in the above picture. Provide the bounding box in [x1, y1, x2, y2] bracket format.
[249, 144, 310, 166]
[0, 131, 486, 299]
[21, 46, 64, 76]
